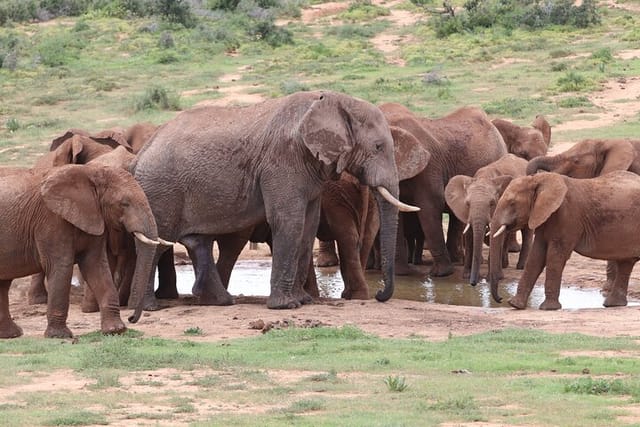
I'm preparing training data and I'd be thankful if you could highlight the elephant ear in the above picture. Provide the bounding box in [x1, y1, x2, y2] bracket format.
[532, 115, 551, 147]
[390, 126, 431, 181]
[599, 140, 635, 175]
[49, 128, 91, 151]
[51, 136, 84, 167]
[529, 173, 568, 230]
[40, 165, 105, 236]
[91, 129, 133, 151]
[444, 175, 472, 223]
[300, 93, 352, 171]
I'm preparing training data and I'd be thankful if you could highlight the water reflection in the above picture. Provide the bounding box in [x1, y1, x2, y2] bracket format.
[168, 260, 637, 310]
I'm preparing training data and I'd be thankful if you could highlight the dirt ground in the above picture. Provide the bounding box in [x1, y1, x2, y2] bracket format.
[8, 242, 640, 343]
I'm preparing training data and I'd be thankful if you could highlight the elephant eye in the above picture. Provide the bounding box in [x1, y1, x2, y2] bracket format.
[375, 142, 384, 152]
[120, 199, 131, 208]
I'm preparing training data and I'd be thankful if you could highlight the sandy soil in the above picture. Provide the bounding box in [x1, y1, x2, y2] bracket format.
[7, 242, 640, 343]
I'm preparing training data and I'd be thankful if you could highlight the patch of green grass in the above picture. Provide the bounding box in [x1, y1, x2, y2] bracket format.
[384, 375, 408, 392]
[557, 95, 593, 108]
[564, 377, 628, 395]
[86, 370, 121, 389]
[556, 70, 593, 92]
[43, 410, 108, 426]
[285, 398, 326, 413]
[184, 326, 204, 336]
[133, 85, 181, 112]
[340, 0, 390, 22]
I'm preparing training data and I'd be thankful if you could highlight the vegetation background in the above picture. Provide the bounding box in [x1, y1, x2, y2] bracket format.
[1, 0, 640, 425]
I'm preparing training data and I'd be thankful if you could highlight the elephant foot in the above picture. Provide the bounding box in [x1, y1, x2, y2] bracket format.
[507, 296, 527, 310]
[342, 288, 369, 300]
[316, 253, 339, 267]
[27, 292, 47, 305]
[430, 262, 454, 277]
[267, 289, 301, 309]
[0, 319, 23, 338]
[539, 299, 562, 310]
[198, 290, 234, 306]
[101, 318, 127, 335]
[143, 294, 164, 311]
[462, 269, 470, 280]
[155, 286, 179, 299]
[292, 289, 313, 305]
[603, 294, 627, 307]
[516, 260, 526, 270]
[507, 242, 521, 253]
[45, 324, 73, 339]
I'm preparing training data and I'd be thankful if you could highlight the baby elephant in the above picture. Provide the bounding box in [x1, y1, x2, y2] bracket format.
[0, 164, 160, 339]
[489, 171, 640, 310]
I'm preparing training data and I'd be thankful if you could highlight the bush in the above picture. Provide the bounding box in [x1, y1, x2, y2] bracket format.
[154, 0, 196, 27]
[556, 71, 590, 92]
[134, 85, 181, 111]
[37, 32, 86, 67]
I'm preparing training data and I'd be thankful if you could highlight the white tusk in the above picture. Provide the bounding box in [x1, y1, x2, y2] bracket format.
[158, 238, 176, 246]
[492, 225, 507, 239]
[134, 232, 160, 246]
[463, 223, 470, 234]
[376, 187, 420, 212]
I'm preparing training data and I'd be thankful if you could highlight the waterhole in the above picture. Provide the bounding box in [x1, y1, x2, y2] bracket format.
[168, 260, 637, 310]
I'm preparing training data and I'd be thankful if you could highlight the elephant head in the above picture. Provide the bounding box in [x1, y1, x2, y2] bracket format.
[125, 122, 158, 153]
[445, 174, 513, 285]
[492, 118, 549, 161]
[39, 164, 163, 322]
[298, 91, 424, 301]
[527, 139, 640, 178]
[489, 173, 567, 302]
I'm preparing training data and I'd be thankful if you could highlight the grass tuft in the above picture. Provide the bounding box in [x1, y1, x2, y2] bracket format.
[384, 375, 408, 392]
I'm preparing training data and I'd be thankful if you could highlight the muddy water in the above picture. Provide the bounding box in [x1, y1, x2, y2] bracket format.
[169, 261, 637, 310]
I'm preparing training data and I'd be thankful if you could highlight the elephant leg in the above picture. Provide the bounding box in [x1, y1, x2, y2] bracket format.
[509, 236, 547, 310]
[516, 228, 532, 270]
[501, 233, 511, 269]
[81, 281, 99, 313]
[603, 259, 635, 307]
[603, 260, 617, 295]
[183, 235, 234, 306]
[44, 261, 75, 338]
[27, 273, 48, 305]
[406, 237, 416, 264]
[418, 198, 453, 277]
[77, 247, 126, 335]
[216, 233, 250, 289]
[0, 280, 22, 338]
[539, 241, 572, 311]
[506, 232, 521, 253]
[412, 234, 424, 265]
[304, 258, 320, 298]
[367, 234, 381, 270]
[316, 240, 339, 267]
[155, 247, 178, 299]
[394, 214, 412, 276]
[336, 230, 369, 300]
[292, 198, 321, 305]
[446, 215, 464, 264]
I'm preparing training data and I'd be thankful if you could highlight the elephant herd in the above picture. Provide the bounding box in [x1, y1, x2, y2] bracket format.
[1, 89, 638, 340]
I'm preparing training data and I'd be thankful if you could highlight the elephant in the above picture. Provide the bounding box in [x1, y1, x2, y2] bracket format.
[124, 122, 159, 153]
[0, 164, 160, 338]
[133, 91, 422, 309]
[445, 154, 531, 286]
[492, 115, 551, 161]
[527, 138, 640, 177]
[380, 103, 508, 277]
[27, 129, 145, 307]
[526, 138, 640, 291]
[489, 171, 640, 310]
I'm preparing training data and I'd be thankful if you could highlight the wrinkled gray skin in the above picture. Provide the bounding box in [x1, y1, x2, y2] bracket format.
[381, 103, 508, 277]
[492, 115, 551, 161]
[445, 154, 531, 286]
[134, 91, 404, 309]
[526, 138, 640, 290]
[489, 171, 640, 310]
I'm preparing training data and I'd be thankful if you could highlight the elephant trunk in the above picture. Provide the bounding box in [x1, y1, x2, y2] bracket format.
[488, 225, 506, 303]
[526, 156, 554, 175]
[469, 220, 487, 286]
[374, 187, 399, 302]
[127, 238, 158, 323]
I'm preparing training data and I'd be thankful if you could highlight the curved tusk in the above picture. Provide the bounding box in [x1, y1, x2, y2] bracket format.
[376, 187, 420, 212]
[463, 223, 470, 234]
[158, 238, 176, 246]
[134, 232, 160, 246]
[492, 225, 507, 239]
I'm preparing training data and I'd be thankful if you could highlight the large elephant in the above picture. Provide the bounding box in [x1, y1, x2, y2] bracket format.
[0, 164, 159, 338]
[134, 91, 422, 309]
[492, 115, 551, 160]
[526, 138, 640, 177]
[489, 171, 640, 310]
[380, 103, 508, 277]
[445, 154, 531, 286]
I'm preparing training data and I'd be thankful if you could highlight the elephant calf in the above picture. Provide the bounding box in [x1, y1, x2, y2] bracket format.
[0, 164, 159, 339]
[489, 171, 640, 310]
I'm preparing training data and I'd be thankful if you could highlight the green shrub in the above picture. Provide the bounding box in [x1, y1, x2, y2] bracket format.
[564, 377, 627, 395]
[5, 117, 20, 132]
[340, 0, 389, 22]
[556, 71, 590, 92]
[207, 0, 241, 10]
[153, 0, 196, 27]
[280, 79, 309, 94]
[384, 375, 408, 392]
[557, 96, 592, 108]
[134, 85, 181, 111]
[37, 32, 86, 67]
[550, 62, 568, 72]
